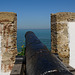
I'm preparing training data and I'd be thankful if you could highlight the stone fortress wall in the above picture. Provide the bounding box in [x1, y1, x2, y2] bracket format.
[0, 12, 17, 74]
[51, 12, 75, 64]
[0, 12, 75, 74]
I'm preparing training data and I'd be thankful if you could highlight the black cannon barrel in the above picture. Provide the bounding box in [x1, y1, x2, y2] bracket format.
[25, 31, 72, 75]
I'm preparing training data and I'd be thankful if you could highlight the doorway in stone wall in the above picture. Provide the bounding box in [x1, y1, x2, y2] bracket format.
[68, 22, 75, 68]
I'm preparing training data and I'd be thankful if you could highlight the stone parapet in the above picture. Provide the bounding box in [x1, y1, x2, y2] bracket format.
[0, 12, 17, 74]
[51, 12, 75, 22]
[51, 12, 75, 64]
[0, 12, 17, 22]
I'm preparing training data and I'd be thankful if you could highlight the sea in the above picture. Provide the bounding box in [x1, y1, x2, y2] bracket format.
[17, 29, 51, 52]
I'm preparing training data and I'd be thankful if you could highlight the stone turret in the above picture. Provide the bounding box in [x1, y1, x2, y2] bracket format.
[0, 12, 17, 74]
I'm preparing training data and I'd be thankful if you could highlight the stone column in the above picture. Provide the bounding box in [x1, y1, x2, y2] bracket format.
[51, 12, 75, 64]
[0, 12, 17, 74]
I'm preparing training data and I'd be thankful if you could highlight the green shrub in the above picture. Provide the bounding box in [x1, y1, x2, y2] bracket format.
[18, 45, 25, 56]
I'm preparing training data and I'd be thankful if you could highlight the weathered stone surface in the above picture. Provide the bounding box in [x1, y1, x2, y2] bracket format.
[0, 12, 17, 22]
[0, 12, 17, 74]
[52, 12, 75, 22]
[51, 12, 75, 64]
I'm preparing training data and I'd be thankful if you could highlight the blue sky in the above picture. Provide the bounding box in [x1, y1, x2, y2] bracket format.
[0, 0, 75, 29]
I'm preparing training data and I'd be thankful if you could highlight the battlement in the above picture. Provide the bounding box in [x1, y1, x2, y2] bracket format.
[0, 12, 17, 75]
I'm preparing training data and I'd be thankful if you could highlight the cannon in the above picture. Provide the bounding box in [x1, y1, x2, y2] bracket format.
[25, 31, 73, 75]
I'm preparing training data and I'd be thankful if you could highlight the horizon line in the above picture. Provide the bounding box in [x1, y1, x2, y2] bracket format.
[17, 28, 50, 29]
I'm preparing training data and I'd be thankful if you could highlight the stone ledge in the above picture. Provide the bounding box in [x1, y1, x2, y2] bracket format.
[51, 12, 75, 16]
[51, 12, 75, 22]
[0, 12, 17, 22]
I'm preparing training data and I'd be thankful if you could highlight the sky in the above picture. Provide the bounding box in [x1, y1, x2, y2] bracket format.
[0, 0, 75, 29]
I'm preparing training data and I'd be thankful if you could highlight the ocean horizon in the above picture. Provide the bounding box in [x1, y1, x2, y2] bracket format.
[17, 29, 51, 52]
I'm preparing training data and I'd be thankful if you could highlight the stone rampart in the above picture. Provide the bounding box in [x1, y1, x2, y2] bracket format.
[0, 12, 17, 74]
[51, 12, 75, 64]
